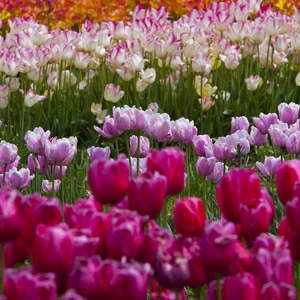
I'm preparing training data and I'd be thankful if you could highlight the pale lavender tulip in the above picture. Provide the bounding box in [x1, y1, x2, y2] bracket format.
[0, 155, 20, 173]
[45, 137, 77, 166]
[171, 117, 198, 146]
[0, 141, 18, 165]
[42, 179, 61, 194]
[213, 137, 237, 161]
[196, 157, 216, 176]
[286, 131, 300, 154]
[113, 106, 146, 131]
[253, 113, 278, 134]
[6, 167, 34, 189]
[94, 117, 123, 139]
[231, 116, 249, 133]
[24, 127, 51, 155]
[268, 123, 289, 147]
[256, 156, 282, 177]
[249, 126, 268, 146]
[130, 135, 150, 158]
[87, 146, 111, 162]
[193, 135, 212, 157]
[278, 102, 300, 124]
[206, 162, 228, 183]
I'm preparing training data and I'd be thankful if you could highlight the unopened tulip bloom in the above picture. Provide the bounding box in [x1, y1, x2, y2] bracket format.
[286, 132, 300, 154]
[174, 197, 206, 237]
[196, 156, 216, 176]
[253, 113, 278, 135]
[45, 137, 77, 166]
[278, 102, 300, 124]
[4, 267, 57, 300]
[231, 116, 249, 133]
[249, 126, 268, 146]
[268, 123, 288, 147]
[24, 89, 46, 107]
[24, 127, 50, 155]
[0, 141, 18, 166]
[42, 179, 61, 194]
[88, 154, 130, 205]
[87, 146, 110, 162]
[104, 83, 124, 103]
[128, 171, 167, 219]
[245, 75, 262, 91]
[193, 135, 212, 157]
[256, 156, 282, 177]
[130, 135, 150, 158]
[275, 160, 300, 205]
[32, 224, 74, 292]
[147, 147, 185, 196]
[19, 194, 62, 246]
[0, 187, 22, 243]
[106, 212, 145, 260]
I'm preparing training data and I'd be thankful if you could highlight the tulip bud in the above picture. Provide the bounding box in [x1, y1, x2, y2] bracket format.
[173, 197, 206, 237]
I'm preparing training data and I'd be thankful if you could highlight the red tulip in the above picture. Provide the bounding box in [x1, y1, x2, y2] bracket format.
[147, 147, 185, 196]
[275, 159, 300, 205]
[0, 187, 22, 243]
[32, 224, 74, 293]
[4, 267, 57, 300]
[128, 171, 167, 219]
[173, 197, 206, 237]
[20, 193, 62, 246]
[88, 154, 130, 205]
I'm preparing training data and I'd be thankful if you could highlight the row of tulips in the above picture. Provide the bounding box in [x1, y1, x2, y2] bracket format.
[2, 1, 300, 142]
[2, 145, 300, 299]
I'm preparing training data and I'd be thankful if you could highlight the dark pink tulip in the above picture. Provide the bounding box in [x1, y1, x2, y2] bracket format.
[207, 272, 260, 300]
[70, 229, 99, 259]
[128, 171, 167, 219]
[60, 289, 85, 300]
[151, 279, 187, 300]
[138, 225, 174, 268]
[201, 220, 250, 275]
[20, 194, 62, 246]
[216, 168, 261, 223]
[147, 147, 185, 196]
[260, 282, 296, 300]
[4, 267, 57, 300]
[64, 197, 102, 229]
[173, 197, 206, 237]
[251, 234, 293, 286]
[106, 212, 145, 260]
[155, 239, 190, 290]
[32, 224, 74, 293]
[5, 237, 30, 268]
[69, 256, 103, 300]
[275, 159, 300, 205]
[286, 196, 300, 232]
[88, 154, 130, 205]
[0, 187, 22, 243]
[89, 212, 112, 258]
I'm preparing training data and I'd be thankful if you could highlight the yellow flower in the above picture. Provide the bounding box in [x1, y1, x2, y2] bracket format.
[197, 84, 218, 97]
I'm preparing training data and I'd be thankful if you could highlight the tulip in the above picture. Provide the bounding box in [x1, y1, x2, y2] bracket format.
[32, 224, 74, 292]
[4, 267, 57, 300]
[147, 147, 185, 196]
[253, 113, 278, 135]
[145, 113, 173, 142]
[88, 154, 130, 205]
[256, 156, 282, 177]
[45, 137, 77, 166]
[249, 126, 268, 146]
[94, 117, 123, 139]
[286, 132, 300, 154]
[171, 117, 198, 146]
[106, 211, 145, 260]
[0, 187, 22, 243]
[173, 197, 206, 237]
[278, 102, 299, 124]
[0, 141, 18, 166]
[128, 171, 167, 219]
[275, 159, 300, 205]
[42, 179, 61, 194]
[245, 75, 262, 91]
[24, 89, 46, 107]
[24, 127, 51, 155]
[6, 167, 34, 189]
[196, 156, 216, 177]
[103, 83, 124, 103]
[5, 237, 30, 268]
[193, 135, 212, 157]
[206, 162, 228, 183]
[19, 194, 62, 246]
[129, 135, 150, 158]
[140, 68, 156, 84]
[113, 106, 146, 131]
[64, 197, 102, 229]
[155, 239, 190, 290]
[116, 65, 135, 81]
[73, 52, 91, 69]
[87, 146, 110, 162]
[231, 116, 249, 133]
[268, 123, 288, 148]
[60, 289, 85, 300]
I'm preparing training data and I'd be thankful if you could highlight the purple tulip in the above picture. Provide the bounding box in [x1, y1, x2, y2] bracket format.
[87, 146, 110, 162]
[94, 117, 123, 139]
[193, 134, 212, 157]
[256, 156, 282, 176]
[286, 131, 300, 154]
[129, 135, 150, 158]
[278, 102, 299, 124]
[206, 162, 228, 183]
[5, 167, 34, 189]
[0, 141, 18, 166]
[24, 127, 50, 155]
[253, 113, 278, 135]
[249, 126, 268, 146]
[196, 156, 216, 176]
[231, 116, 249, 133]
[171, 117, 198, 146]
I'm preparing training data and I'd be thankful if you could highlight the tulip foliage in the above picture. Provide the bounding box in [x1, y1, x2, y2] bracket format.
[1, 0, 300, 299]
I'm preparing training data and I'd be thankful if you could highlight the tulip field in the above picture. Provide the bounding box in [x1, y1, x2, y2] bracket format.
[2, 0, 300, 299]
